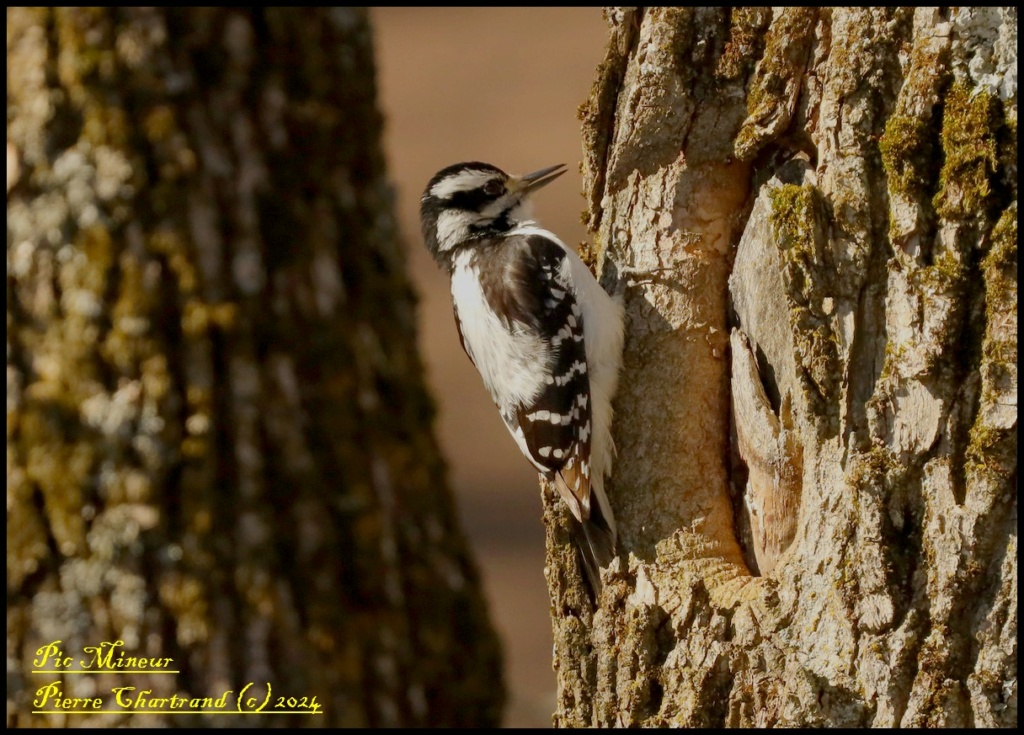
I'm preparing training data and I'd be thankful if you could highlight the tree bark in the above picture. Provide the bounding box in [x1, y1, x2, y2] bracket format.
[7, 8, 502, 727]
[546, 7, 1016, 727]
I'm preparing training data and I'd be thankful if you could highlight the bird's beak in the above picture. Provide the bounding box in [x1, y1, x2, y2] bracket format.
[516, 163, 568, 195]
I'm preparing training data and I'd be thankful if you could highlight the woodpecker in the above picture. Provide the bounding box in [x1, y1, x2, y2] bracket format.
[420, 161, 625, 594]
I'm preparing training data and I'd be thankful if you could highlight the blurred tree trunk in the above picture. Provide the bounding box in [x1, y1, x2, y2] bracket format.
[7, 7, 502, 727]
[544, 7, 1016, 727]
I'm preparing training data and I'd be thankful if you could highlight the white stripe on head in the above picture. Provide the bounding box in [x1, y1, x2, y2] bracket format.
[450, 249, 550, 411]
[430, 169, 501, 200]
[436, 209, 474, 251]
[480, 195, 532, 223]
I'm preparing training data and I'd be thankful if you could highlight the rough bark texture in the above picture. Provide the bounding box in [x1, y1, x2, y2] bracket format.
[546, 7, 1016, 727]
[7, 8, 502, 727]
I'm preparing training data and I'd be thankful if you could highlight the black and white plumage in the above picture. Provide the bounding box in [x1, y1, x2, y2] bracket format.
[420, 161, 625, 593]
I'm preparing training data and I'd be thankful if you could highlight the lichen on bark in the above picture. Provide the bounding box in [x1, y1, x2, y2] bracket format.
[7, 7, 502, 727]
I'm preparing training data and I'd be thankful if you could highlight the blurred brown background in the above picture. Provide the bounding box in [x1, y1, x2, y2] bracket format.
[372, 8, 608, 728]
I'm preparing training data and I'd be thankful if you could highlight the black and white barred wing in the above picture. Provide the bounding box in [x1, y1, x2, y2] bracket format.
[505, 236, 594, 524]
[450, 231, 615, 591]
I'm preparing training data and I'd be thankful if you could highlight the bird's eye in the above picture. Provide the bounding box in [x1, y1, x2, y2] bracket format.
[483, 181, 504, 197]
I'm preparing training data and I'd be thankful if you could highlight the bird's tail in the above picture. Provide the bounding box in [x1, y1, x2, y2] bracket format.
[574, 495, 617, 598]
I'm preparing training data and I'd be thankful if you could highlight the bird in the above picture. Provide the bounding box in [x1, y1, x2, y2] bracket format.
[420, 161, 625, 594]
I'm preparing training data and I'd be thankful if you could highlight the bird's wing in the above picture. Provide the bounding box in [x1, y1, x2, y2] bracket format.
[500, 234, 595, 524]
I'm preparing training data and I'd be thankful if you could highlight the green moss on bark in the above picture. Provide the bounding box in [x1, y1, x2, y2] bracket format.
[934, 83, 1001, 220]
[769, 184, 840, 429]
[715, 7, 772, 81]
[968, 203, 1017, 483]
[734, 7, 817, 161]
[880, 116, 933, 196]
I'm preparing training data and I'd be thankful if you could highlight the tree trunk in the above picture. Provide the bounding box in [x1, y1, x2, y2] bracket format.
[7, 8, 502, 727]
[546, 7, 1016, 727]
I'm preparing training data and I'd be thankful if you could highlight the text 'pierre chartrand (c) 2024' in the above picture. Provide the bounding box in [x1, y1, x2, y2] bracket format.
[32, 640, 322, 716]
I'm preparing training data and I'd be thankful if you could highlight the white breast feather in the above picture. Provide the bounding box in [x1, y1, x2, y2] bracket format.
[451, 251, 550, 414]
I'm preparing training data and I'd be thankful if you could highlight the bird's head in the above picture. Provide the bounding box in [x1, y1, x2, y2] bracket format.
[420, 161, 566, 269]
